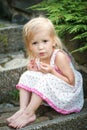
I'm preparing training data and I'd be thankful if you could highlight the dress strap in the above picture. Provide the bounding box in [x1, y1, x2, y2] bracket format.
[50, 49, 59, 67]
[50, 49, 71, 67]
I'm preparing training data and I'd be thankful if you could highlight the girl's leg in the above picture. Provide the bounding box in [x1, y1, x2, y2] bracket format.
[19, 88, 31, 109]
[9, 92, 43, 128]
[7, 88, 31, 123]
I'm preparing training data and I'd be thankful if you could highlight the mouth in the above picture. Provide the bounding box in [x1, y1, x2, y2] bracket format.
[39, 52, 45, 56]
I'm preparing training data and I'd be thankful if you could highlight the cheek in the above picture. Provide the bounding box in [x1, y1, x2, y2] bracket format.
[29, 47, 38, 56]
[48, 43, 54, 50]
[29, 45, 34, 52]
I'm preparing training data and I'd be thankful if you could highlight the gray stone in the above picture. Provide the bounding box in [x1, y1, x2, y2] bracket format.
[0, 65, 4, 71]
[7, 51, 25, 59]
[0, 25, 24, 53]
[4, 58, 28, 70]
[0, 57, 9, 64]
[0, 0, 43, 24]
[0, 99, 87, 130]
[0, 127, 12, 130]
[0, 51, 27, 71]
[19, 105, 87, 130]
[0, 66, 26, 103]
[0, 103, 14, 109]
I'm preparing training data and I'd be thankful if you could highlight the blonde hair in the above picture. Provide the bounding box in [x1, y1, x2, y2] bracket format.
[23, 16, 63, 56]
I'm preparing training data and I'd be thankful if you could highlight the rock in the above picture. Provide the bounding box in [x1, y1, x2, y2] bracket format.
[4, 58, 28, 69]
[0, 0, 43, 23]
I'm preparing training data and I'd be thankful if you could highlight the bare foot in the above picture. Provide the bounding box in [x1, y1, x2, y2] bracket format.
[8, 111, 36, 128]
[6, 108, 25, 123]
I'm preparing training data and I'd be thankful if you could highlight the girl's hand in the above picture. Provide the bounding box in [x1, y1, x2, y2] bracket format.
[39, 62, 53, 74]
[27, 59, 38, 71]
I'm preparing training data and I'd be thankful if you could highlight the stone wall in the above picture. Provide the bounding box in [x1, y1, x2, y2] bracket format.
[0, 0, 43, 24]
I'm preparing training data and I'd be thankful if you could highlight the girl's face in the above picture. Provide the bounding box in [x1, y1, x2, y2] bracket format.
[28, 29, 54, 62]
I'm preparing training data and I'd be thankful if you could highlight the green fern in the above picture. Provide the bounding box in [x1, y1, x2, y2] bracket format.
[72, 32, 87, 40]
[28, 0, 87, 53]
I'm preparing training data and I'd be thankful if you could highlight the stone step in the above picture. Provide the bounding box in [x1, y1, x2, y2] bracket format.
[0, 23, 24, 53]
[0, 65, 26, 103]
[0, 23, 27, 103]
[0, 51, 28, 103]
[0, 99, 87, 130]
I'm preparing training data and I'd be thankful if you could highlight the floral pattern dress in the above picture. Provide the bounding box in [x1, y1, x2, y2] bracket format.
[16, 49, 84, 114]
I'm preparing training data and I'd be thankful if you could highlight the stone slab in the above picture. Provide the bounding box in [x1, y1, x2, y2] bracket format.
[0, 99, 87, 130]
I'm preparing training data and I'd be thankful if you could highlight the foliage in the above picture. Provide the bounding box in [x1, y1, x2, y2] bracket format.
[28, 0, 87, 53]
[9, 90, 19, 101]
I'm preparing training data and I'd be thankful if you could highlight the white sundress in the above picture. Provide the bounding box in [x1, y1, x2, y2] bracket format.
[16, 49, 84, 114]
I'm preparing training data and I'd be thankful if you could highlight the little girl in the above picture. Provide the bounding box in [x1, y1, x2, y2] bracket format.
[7, 16, 84, 128]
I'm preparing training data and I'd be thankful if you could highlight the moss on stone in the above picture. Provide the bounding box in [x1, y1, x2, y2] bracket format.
[0, 24, 6, 28]
[0, 34, 8, 45]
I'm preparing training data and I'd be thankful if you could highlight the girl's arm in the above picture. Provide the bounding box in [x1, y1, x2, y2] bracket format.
[53, 51, 75, 86]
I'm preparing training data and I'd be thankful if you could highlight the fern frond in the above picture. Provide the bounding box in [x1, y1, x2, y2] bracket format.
[29, 0, 87, 53]
[72, 32, 87, 40]
[71, 45, 87, 53]
[69, 25, 87, 34]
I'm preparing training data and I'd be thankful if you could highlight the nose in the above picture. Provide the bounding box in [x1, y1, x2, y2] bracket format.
[38, 43, 44, 50]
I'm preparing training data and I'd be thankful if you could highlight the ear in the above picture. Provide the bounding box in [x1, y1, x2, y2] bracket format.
[52, 36, 56, 46]
[52, 39, 56, 48]
[52, 44, 56, 48]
